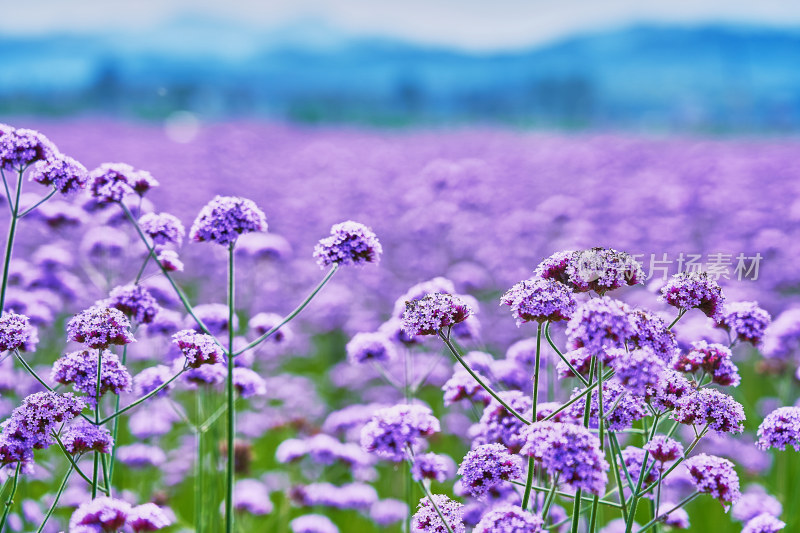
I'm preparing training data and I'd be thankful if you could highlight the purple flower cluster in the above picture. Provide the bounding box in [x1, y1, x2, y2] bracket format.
[189, 195, 267, 247]
[411, 495, 465, 533]
[646, 369, 695, 412]
[471, 391, 531, 453]
[500, 277, 576, 325]
[411, 452, 455, 482]
[67, 306, 135, 349]
[0, 312, 35, 352]
[61, 420, 114, 454]
[742, 514, 786, 533]
[401, 293, 473, 336]
[104, 284, 160, 324]
[313, 220, 382, 268]
[52, 349, 133, 405]
[133, 365, 175, 397]
[644, 435, 684, 464]
[0, 391, 85, 466]
[566, 297, 635, 352]
[360, 404, 440, 461]
[89, 162, 159, 203]
[562, 247, 645, 294]
[672, 340, 740, 386]
[572, 381, 647, 432]
[732, 485, 782, 523]
[660, 272, 725, 320]
[290, 514, 339, 533]
[684, 453, 741, 507]
[443, 369, 492, 406]
[520, 421, 609, 495]
[346, 332, 397, 365]
[29, 154, 88, 194]
[756, 406, 800, 451]
[610, 347, 666, 396]
[673, 388, 745, 433]
[0, 125, 56, 170]
[172, 329, 225, 368]
[69, 497, 172, 533]
[473, 504, 544, 532]
[716, 301, 771, 345]
[291, 482, 378, 510]
[457, 443, 523, 498]
[138, 212, 186, 247]
[627, 310, 678, 363]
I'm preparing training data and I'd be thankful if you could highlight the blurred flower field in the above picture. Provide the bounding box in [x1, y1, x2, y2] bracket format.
[0, 119, 798, 532]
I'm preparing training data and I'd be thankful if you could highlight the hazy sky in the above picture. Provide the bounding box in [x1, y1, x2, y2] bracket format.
[4, 0, 800, 50]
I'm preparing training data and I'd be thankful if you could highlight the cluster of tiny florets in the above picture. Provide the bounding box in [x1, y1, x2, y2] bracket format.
[61, 420, 114, 455]
[756, 406, 800, 451]
[500, 277, 577, 325]
[671, 340, 740, 386]
[104, 284, 161, 324]
[684, 454, 741, 507]
[402, 293, 473, 336]
[29, 154, 88, 194]
[189, 195, 267, 247]
[672, 388, 745, 433]
[89, 162, 159, 202]
[67, 306, 135, 349]
[563, 247, 645, 294]
[360, 404, 440, 461]
[346, 332, 397, 365]
[314, 220, 382, 268]
[473, 504, 544, 532]
[0, 126, 56, 170]
[610, 347, 666, 396]
[172, 329, 225, 368]
[0, 312, 35, 352]
[660, 272, 725, 320]
[716, 301, 771, 345]
[411, 495, 465, 533]
[457, 443, 523, 498]
[52, 349, 133, 406]
[566, 297, 635, 352]
[139, 212, 186, 247]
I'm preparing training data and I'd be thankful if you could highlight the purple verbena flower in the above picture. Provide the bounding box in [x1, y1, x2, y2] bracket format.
[644, 435, 684, 465]
[684, 453, 741, 507]
[346, 332, 397, 365]
[0, 126, 56, 171]
[471, 391, 531, 453]
[156, 250, 184, 272]
[411, 495, 465, 533]
[117, 443, 167, 468]
[610, 347, 666, 396]
[138, 212, 186, 247]
[646, 369, 695, 412]
[500, 277, 577, 325]
[533, 250, 573, 285]
[443, 369, 492, 407]
[742, 514, 786, 533]
[520, 421, 609, 495]
[0, 312, 34, 352]
[657, 504, 689, 529]
[248, 312, 292, 344]
[313, 220, 382, 268]
[172, 329, 225, 368]
[89, 162, 158, 203]
[732, 485, 782, 523]
[127, 503, 173, 532]
[103, 284, 160, 325]
[457, 443, 523, 499]
[370, 499, 409, 526]
[233, 479, 273, 515]
[52, 349, 132, 406]
[660, 272, 725, 320]
[69, 497, 131, 532]
[66, 306, 135, 349]
[401, 293, 473, 336]
[756, 406, 800, 451]
[233, 367, 267, 398]
[716, 301, 771, 346]
[61, 420, 113, 454]
[360, 404, 440, 461]
[673, 388, 745, 434]
[672, 341, 740, 386]
[628, 310, 678, 363]
[564, 247, 645, 294]
[566, 297, 635, 352]
[190, 195, 267, 247]
[29, 154, 88, 194]
[290, 514, 339, 533]
[474, 504, 544, 532]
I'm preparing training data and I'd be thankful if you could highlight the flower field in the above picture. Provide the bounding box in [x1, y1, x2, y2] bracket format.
[0, 119, 798, 532]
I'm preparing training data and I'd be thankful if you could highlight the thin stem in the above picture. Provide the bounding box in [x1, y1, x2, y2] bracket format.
[439, 331, 531, 425]
[511, 480, 623, 508]
[572, 356, 597, 533]
[545, 322, 589, 386]
[608, 432, 630, 522]
[37, 463, 74, 533]
[233, 265, 338, 356]
[133, 254, 150, 283]
[224, 243, 235, 533]
[120, 202, 219, 341]
[92, 349, 103, 499]
[52, 432, 97, 487]
[0, 169, 23, 312]
[640, 428, 707, 495]
[107, 343, 129, 490]
[541, 475, 560, 521]
[195, 390, 205, 533]
[543, 369, 614, 422]
[522, 323, 544, 510]
[18, 188, 57, 218]
[0, 169, 12, 212]
[589, 360, 607, 533]
[0, 462, 21, 530]
[667, 310, 686, 330]
[98, 368, 186, 425]
[635, 492, 699, 533]
[625, 414, 660, 533]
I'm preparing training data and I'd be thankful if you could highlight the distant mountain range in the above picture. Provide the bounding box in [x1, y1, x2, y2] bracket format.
[2, 18, 800, 130]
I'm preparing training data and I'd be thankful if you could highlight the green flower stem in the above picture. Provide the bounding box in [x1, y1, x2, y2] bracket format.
[624, 414, 661, 533]
[224, 243, 235, 533]
[541, 475, 560, 521]
[571, 356, 597, 533]
[233, 265, 338, 356]
[18, 187, 57, 218]
[133, 254, 151, 283]
[107, 343, 130, 492]
[439, 331, 531, 425]
[195, 390, 205, 533]
[522, 323, 544, 511]
[0, 462, 22, 531]
[512, 481, 622, 509]
[607, 432, 630, 522]
[0, 169, 23, 312]
[543, 368, 614, 423]
[97, 368, 187, 425]
[545, 323, 589, 386]
[37, 463, 74, 533]
[589, 361, 607, 532]
[667, 310, 686, 330]
[52, 432, 98, 487]
[635, 492, 698, 533]
[120, 202, 219, 342]
[91, 349, 103, 499]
